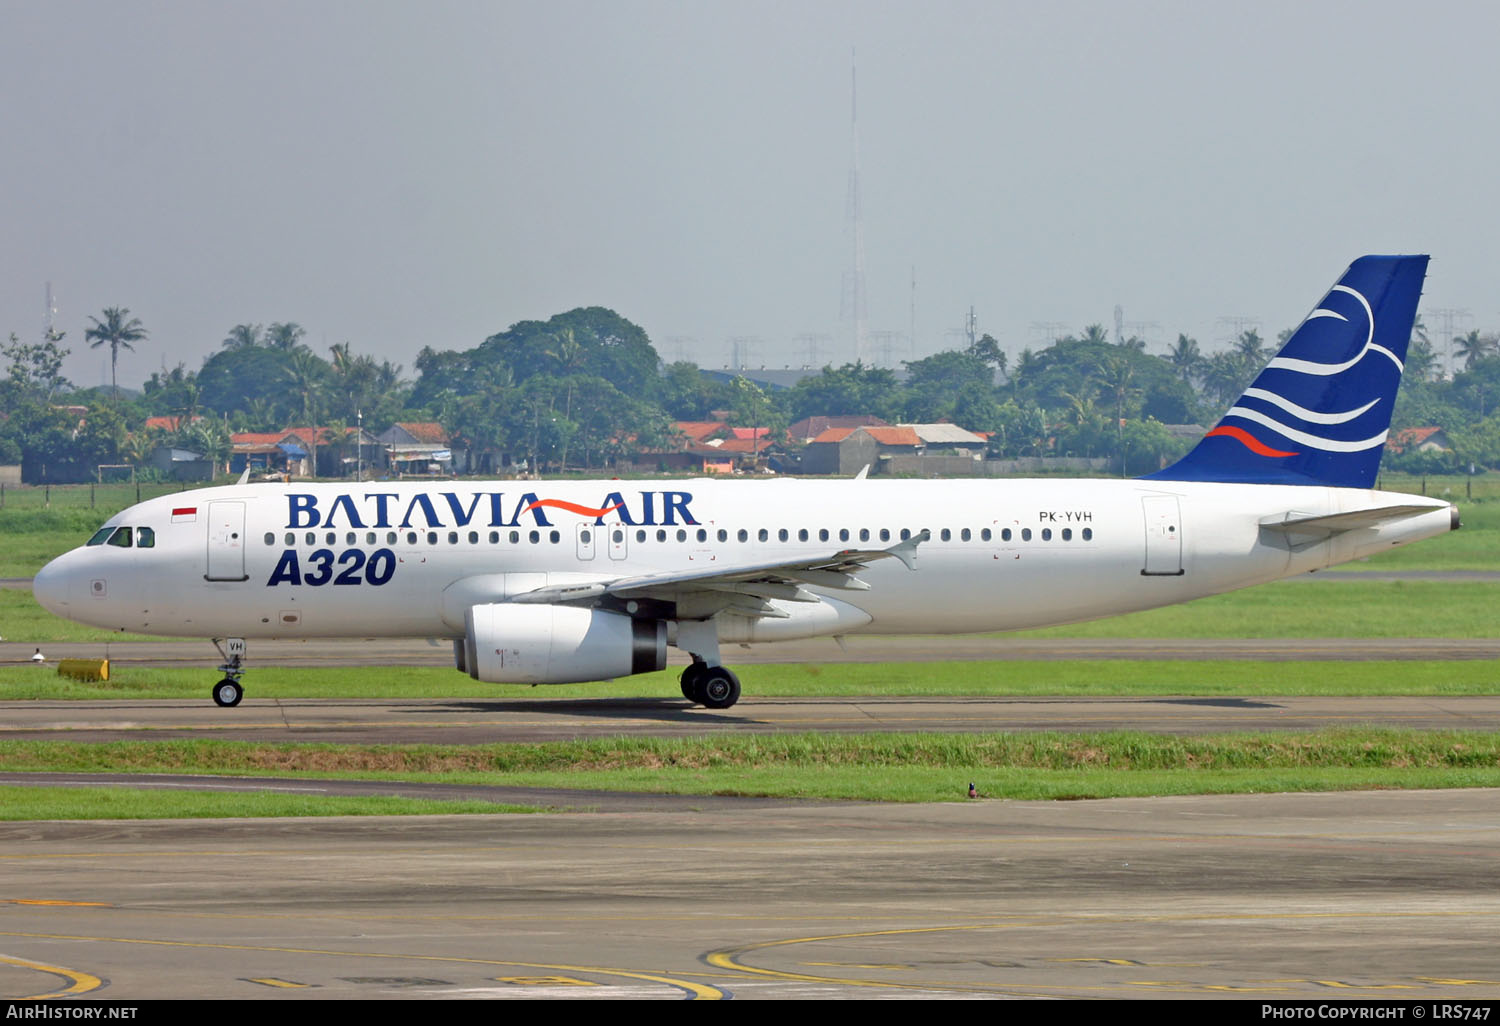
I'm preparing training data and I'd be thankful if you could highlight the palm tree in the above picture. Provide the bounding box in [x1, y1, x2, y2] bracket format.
[1079, 324, 1110, 346]
[1165, 334, 1203, 385]
[85, 307, 148, 399]
[285, 349, 326, 476]
[222, 324, 262, 350]
[1454, 330, 1499, 371]
[266, 322, 307, 351]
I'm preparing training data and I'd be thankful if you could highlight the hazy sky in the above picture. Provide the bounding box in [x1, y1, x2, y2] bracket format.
[3, 0, 1496, 389]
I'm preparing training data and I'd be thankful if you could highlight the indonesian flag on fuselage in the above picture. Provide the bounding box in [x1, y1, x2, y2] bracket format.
[171, 507, 197, 523]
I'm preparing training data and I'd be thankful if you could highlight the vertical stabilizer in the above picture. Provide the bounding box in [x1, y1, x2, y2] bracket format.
[1148, 255, 1428, 488]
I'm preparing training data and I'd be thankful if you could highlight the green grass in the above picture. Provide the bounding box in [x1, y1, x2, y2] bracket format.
[0, 784, 540, 820]
[1336, 497, 1500, 572]
[2, 658, 1498, 701]
[2, 730, 1498, 804]
[1021, 579, 1500, 639]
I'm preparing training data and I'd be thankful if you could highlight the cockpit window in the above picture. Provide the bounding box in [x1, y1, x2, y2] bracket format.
[136, 527, 155, 549]
[107, 526, 133, 548]
[87, 527, 114, 546]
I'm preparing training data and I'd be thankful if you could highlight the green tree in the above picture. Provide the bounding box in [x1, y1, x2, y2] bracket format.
[785, 362, 902, 422]
[1165, 334, 1204, 385]
[85, 307, 148, 399]
[265, 322, 308, 352]
[2, 329, 71, 402]
[221, 323, 263, 350]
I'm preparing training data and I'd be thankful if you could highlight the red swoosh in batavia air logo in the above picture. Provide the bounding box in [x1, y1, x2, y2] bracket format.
[1205, 425, 1300, 458]
[523, 499, 625, 518]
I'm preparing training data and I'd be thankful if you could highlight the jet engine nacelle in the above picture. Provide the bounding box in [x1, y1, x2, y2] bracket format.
[463, 603, 667, 684]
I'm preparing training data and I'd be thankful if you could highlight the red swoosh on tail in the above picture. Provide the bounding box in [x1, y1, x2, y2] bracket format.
[523, 499, 625, 518]
[1206, 425, 1299, 458]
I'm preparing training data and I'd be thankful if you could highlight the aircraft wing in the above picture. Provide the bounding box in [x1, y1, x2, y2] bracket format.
[506, 529, 929, 619]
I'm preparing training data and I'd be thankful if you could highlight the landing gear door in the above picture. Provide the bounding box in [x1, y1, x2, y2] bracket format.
[1141, 495, 1184, 576]
[205, 501, 249, 581]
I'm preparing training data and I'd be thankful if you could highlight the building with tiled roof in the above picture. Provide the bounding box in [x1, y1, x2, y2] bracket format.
[1386, 426, 1452, 454]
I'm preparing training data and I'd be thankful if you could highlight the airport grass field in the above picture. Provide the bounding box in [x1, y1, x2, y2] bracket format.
[1, 474, 1497, 816]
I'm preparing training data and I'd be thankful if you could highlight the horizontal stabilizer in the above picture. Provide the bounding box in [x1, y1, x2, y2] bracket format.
[1259, 504, 1439, 535]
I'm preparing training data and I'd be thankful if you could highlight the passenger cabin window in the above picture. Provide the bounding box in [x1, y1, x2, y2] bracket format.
[1041, 528, 1052, 541]
[1062, 528, 1072, 541]
[1082, 528, 1094, 541]
[636, 529, 647, 542]
[778, 529, 789, 542]
[107, 526, 132, 548]
[136, 527, 155, 548]
[839, 529, 849, 542]
[738, 529, 748, 542]
[264, 533, 276, 546]
[859, 529, 870, 542]
[87, 527, 113, 546]
[1021, 528, 1032, 541]
[798, 529, 809, 542]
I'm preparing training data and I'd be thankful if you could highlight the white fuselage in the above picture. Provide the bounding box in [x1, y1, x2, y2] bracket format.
[34, 477, 1455, 643]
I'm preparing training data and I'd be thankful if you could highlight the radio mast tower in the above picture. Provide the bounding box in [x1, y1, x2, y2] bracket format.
[44, 282, 60, 340]
[840, 48, 868, 364]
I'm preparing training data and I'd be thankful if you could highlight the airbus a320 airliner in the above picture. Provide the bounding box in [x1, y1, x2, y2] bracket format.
[34, 256, 1457, 709]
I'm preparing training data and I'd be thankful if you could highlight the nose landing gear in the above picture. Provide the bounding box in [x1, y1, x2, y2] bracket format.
[211, 637, 246, 707]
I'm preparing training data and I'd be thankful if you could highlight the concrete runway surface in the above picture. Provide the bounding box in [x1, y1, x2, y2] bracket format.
[4, 694, 1500, 744]
[2, 789, 1500, 1000]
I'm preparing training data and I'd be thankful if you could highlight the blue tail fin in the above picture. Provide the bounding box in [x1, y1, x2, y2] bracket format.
[1147, 254, 1428, 488]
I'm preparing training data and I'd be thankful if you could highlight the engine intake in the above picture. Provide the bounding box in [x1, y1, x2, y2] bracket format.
[464, 603, 666, 684]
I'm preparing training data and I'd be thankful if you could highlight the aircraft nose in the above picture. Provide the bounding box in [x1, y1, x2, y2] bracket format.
[33, 556, 72, 617]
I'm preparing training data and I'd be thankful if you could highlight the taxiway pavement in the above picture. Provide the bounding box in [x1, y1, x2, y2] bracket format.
[4, 694, 1500, 743]
[2, 789, 1499, 1000]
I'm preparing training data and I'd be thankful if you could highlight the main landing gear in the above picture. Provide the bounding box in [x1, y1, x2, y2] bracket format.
[211, 637, 246, 707]
[679, 658, 741, 710]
